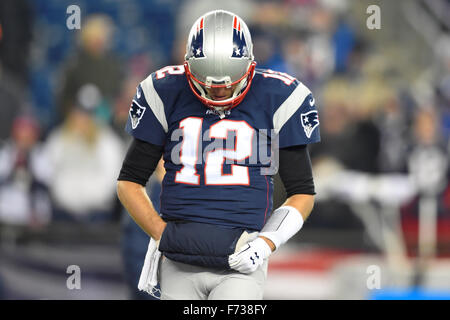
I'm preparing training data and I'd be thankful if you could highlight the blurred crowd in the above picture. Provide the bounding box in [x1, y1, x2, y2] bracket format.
[1, 0, 450, 298]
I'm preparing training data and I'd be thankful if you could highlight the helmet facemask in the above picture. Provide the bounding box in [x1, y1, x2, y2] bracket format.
[184, 61, 256, 110]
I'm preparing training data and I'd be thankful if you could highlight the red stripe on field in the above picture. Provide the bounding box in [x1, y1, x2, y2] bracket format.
[268, 250, 364, 272]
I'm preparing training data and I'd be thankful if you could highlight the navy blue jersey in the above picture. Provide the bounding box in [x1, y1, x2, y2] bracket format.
[126, 66, 320, 231]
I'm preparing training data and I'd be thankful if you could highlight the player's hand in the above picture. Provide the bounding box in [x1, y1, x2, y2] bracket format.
[228, 237, 272, 274]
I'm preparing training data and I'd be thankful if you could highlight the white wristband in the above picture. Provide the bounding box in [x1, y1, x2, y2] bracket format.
[259, 206, 304, 250]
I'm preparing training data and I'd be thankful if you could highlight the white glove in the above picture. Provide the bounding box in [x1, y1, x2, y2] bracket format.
[228, 237, 272, 274]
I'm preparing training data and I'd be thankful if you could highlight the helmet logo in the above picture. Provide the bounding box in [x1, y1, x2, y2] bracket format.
[231, 16, 249, 58]
[188, 17, 205, 58]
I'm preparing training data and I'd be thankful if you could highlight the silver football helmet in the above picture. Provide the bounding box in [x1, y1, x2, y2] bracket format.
[184, 10, 256, 109]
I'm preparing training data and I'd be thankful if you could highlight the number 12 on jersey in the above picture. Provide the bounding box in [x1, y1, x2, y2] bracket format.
[175, 117, 254, 186]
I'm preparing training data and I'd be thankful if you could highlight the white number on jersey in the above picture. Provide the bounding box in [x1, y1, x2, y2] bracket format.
[175, 117, 254, 185]
[262, 69, 295, 86]
[155, 65, 185, 79]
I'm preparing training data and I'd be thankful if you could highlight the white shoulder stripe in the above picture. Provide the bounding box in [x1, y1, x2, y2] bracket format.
[132, 99, 145, 109]
[273, 82, 311, 135]
[140, 75, 168, 133]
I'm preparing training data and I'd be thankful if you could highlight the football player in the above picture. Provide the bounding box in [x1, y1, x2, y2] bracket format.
[117, 10, 320, 300]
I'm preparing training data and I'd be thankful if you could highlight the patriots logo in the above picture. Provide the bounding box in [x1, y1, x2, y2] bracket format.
[300, 110, 319, 138]
[231, 16, 249, 58]
[129, 100, 146, 129]
[188, 17, 205, 58]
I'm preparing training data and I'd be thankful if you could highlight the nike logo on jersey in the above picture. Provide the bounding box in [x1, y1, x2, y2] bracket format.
[205, 108, 231, 118]
[309, 97, 315, 106]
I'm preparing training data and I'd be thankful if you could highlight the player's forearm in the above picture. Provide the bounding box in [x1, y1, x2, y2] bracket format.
[283, 193, 315, 221]
[116, 180, 166, 240]
[259, 194, 314, 251]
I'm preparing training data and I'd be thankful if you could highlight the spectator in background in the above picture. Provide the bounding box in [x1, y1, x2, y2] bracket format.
[0, 67, 26, 142]
[0, 0, 31, 142]
[311, 74, 382, 174]
[112, 76, 140, 141]
[112, 54, 155, 141]
[56, 14, 123, 124]
[435, 36, 450, 140]
[251, 27, 288, 73]
[408, 107, 448, 196]
[279, 4, 335, 88]
[400, 106, 449, 257]
[0, 0, 33, 86]
[45, 88, 124, 223]
[308, 77, 382, 232]
[332, 17, 356, 74]
[375, 85, 412, 174]
[0, 115, 52, 228]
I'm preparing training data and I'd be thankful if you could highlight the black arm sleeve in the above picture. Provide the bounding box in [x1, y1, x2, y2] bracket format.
[117, 138, 164, 186]
[278, 145, 315, 198]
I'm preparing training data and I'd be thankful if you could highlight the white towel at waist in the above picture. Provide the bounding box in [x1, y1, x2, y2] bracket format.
[138, 237, 161, 298]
